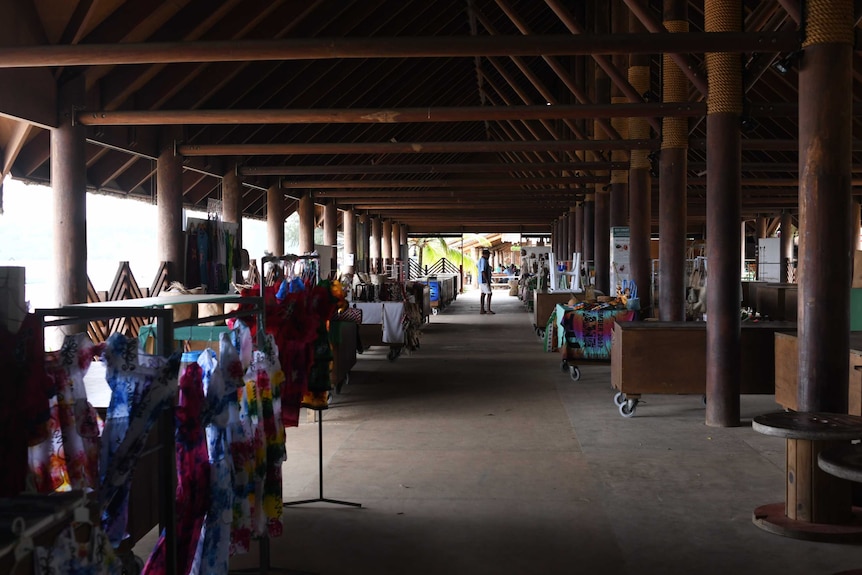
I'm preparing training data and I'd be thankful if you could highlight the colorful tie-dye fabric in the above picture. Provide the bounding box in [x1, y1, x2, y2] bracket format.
[143, 352, 210, 575]
[99, 334, 179, 548]
[223, 324, 255, 556]
[190, 347, 233, 575]
[29, 333, 104, 494]
[34, 521, 123, 575]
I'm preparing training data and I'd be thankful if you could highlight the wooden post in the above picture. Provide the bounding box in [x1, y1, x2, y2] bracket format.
[798, 0, 854, 414]
[779, 211, 794, 283]
[628, 14, 652, 310]
[157, 128, 184, 284]
[658, 0, 689, 322]
[267, 185, 285, 256]
[610, 0, 629, 228]
[370, 217, 382, 273]
[401, 224, 410, 278]
[323, 201, 337, 246]
[52, 75, 88, 309]
[391, 222, 401, 264]
[343, 208, 356, 275]
[705, 0, 742, 427]
[324, 200, 337, 275]
[595, 190, 610, 294]
[583, 195, 595, 275]
[755, 215, 768, 279]
[381, 219, 392, 271]
[854, 202, 862, 251]
[222, 162, 242, 281]
[567, 206, 577, 260]
[298, 191, 314, 254]
[575, 202, 584, 255]
[358, 213, 369, 273]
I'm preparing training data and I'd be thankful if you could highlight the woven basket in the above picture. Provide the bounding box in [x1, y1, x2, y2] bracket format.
[159, 282, 205, 322]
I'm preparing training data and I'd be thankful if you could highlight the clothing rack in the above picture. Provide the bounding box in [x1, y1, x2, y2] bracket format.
[233, 254, 323, 575]
[282, 407, 362, 509]
[0, 490, 90, 574]
[36, 294, 264, 575]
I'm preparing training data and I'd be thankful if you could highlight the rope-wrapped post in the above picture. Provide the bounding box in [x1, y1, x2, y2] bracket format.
[704, 0, 742, 428]
[627, 12, 652, 315]
[798, 0, 854, 414]
[658, 3, 690, 322]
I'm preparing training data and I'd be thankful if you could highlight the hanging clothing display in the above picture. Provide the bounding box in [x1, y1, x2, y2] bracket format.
[190, 347, 233, 575]
[143, 351, 211, 575]
[185, 217, 238, 294]
[34, 521, 123, 575]
[99, 333, 180, 548]
[0, 314, 53, 498]
[223, 324, 255, 556]
[247, 334, 286, 538]
[29, 333, 104, 494]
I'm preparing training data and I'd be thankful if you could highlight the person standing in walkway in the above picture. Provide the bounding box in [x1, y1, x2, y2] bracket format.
[479, 249, 494, 314]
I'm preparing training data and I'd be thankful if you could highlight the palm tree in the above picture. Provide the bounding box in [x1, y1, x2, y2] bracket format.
[410, 234, 491, 278]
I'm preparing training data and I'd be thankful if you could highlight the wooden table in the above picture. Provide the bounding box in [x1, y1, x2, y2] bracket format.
[752, 411, 862, 541]
[818, 445, 862, 575]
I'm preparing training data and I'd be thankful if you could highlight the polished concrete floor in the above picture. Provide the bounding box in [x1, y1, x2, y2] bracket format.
[148, 288, 862, 574]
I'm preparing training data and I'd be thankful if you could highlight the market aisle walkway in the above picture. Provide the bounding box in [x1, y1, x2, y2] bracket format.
[224, 289, 862, 575]
[229, 288, 625, 575]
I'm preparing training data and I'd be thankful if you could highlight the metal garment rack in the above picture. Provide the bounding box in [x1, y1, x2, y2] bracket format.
[37, 294, 264, 575]
[282, 407, 362, 509]
[233, 255, 326, 575]
[263, 256, 362, 508]
[36, 304, 178, 575]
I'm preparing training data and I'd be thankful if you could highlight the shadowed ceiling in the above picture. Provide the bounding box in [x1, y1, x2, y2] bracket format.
[0, 0, 855, 235]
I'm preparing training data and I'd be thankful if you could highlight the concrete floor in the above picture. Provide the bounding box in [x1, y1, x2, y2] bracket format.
[159, 288, 861, 574]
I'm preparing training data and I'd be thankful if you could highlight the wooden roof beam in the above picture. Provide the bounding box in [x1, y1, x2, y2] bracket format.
[240, 161, 626, 176]
[0, 33, 800, 68]
[280, 176, 607, 189]
[178, 139, 658, 157]
[77, 102, 705, 126]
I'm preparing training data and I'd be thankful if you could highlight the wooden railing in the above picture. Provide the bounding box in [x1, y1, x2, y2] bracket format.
[85, 261, 170, 342]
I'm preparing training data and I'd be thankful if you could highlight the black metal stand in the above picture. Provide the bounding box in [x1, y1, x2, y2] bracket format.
[283, 409, 362, 508]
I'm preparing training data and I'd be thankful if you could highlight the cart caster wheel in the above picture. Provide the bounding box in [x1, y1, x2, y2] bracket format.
[569, 366, 581, 381]
[432, 308, 438, 316]
[537, 328, 545, 338]
[614, 392, 626, 406]
[619, 399, 638, 418]
[701, 394, 707, 407]
[560, 359, 568, 372]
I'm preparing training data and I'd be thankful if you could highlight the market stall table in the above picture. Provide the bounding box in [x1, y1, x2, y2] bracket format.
[752, 411, 862, 542]
[352, 301, 406, 361]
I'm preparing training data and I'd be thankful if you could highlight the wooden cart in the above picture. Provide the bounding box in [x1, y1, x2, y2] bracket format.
[610, 320, 795, 417]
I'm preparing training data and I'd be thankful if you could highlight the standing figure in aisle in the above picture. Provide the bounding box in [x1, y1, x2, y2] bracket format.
[479, 249, 495, 314]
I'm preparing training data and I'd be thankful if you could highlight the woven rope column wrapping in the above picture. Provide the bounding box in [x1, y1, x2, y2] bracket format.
[662, 20, 689, 149]
[803, 0, 853, 46]
[704, 0, 742, 427]
[704, 1, 742, 116]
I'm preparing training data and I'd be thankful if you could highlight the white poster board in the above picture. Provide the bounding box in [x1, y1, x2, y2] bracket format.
[610, 226, 631, 296]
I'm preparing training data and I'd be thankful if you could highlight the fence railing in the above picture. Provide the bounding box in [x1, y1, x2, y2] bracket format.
[84, 261, 170, 342]
[419, 258, 461, 277]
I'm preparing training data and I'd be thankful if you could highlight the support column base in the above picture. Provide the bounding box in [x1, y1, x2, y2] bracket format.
[752, 503, 862, 542]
